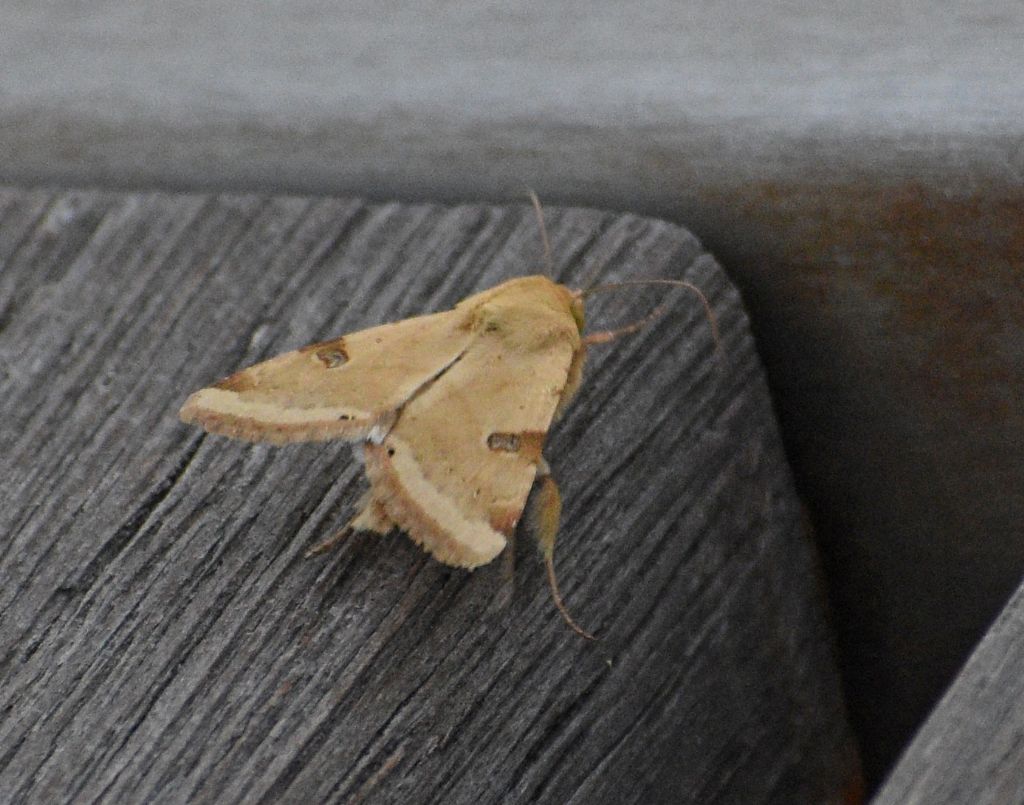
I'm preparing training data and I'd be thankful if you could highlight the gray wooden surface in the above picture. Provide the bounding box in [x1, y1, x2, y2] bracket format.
[3, 1, 1022, 191]
[0, 188, 858, 803]
[875, 578, 1024, 804]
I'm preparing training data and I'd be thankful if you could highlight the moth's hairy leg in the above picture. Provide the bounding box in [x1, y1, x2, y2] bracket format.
[305, 525, 354, 558]
[581, 302, 671, 347]
[529, 463, 596, 640]
[305, 490, 392, 558]
[579, 278, 721, 351]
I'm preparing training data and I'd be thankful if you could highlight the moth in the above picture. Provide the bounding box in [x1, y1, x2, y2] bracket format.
[180, 200, 715, 638]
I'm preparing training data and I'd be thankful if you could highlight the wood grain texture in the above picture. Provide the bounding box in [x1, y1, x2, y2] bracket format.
[0, 188, 858, 803]
[875, 578, 1024, 805]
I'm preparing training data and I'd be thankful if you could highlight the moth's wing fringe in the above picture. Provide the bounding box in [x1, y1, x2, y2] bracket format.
[363, 443, 506, 569]
[178, 399, 377, 445]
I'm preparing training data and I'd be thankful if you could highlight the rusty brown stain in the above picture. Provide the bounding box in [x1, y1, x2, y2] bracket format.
[707, 179, 1024, 424]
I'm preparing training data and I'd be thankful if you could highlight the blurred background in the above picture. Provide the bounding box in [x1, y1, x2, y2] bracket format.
[3, 1, 1022, 790]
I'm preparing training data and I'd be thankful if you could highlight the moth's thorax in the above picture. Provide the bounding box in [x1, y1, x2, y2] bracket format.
[460, 275, 583, 350]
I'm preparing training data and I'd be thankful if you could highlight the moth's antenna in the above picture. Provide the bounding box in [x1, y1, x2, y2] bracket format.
[579, 278, 721, 351]
[527, 190, 555, 277]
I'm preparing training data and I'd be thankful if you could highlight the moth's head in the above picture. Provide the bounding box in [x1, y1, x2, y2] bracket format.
[545, 276, 585, 334]
[467, 275, 584, 349]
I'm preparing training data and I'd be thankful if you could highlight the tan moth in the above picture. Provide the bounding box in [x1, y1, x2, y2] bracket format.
[179, 198, 716, 638]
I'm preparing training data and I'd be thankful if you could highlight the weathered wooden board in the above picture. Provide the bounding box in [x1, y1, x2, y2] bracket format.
[0, 188, 858, 803]
[874, 576, 1024, 804]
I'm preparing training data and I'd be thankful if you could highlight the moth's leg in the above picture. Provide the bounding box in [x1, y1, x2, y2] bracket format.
[581, 301, 671, 346]
[305, 524, 355, 558]
[554, 345, 586, 420]
[491, 529, 517, 612]
[305, 490, 393, 557]
[528, 460, 596, 640]
[350, 492, 394, 534]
